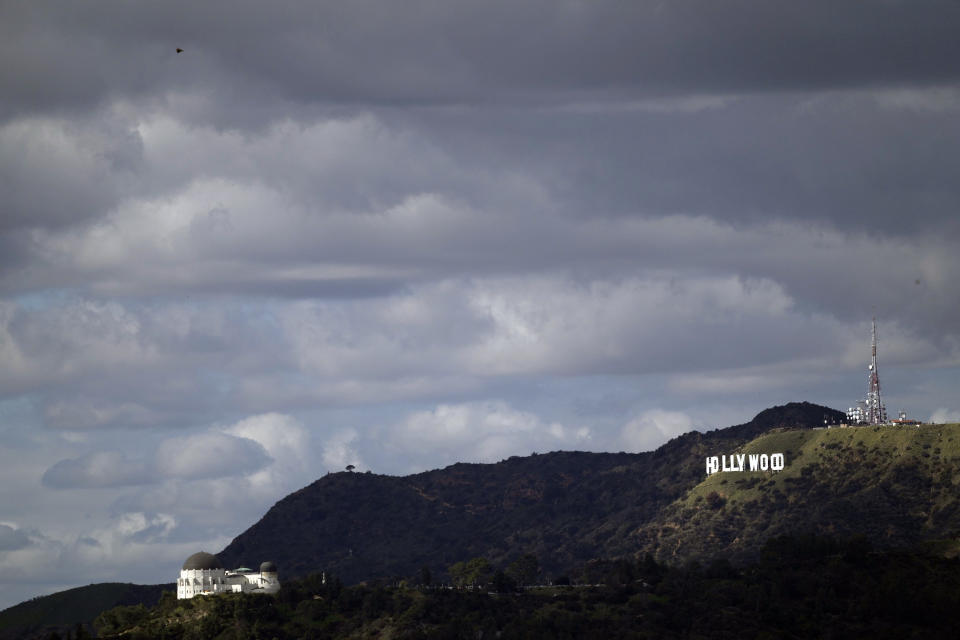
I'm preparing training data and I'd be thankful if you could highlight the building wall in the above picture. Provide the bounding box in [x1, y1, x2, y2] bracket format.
[177, 567, 281, 599]
[177, 568, 231, 599]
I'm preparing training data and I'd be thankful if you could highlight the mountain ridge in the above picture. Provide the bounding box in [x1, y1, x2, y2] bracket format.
[217, 401, 846, 582]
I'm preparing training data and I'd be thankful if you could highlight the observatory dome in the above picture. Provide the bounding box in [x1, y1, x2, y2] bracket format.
[260, 561, 277, 573]
[182, 551, 224, 571]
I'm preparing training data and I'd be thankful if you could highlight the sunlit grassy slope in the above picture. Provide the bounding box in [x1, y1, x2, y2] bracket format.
[635, 423, 960, 562]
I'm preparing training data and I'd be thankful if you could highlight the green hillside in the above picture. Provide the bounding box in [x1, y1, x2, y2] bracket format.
[634, 423, 960, 563]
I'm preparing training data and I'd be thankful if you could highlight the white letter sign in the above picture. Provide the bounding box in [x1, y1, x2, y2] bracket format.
[705, 452, 786, 476]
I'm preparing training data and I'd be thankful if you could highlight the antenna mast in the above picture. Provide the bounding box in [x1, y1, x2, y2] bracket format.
[865, 317, 886, 424]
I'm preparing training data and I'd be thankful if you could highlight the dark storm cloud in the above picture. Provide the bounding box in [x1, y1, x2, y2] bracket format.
[3, 0, 960, 123]
[397, 95, 960, 235]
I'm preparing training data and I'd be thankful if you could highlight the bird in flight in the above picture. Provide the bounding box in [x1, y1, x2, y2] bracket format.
[176, 48, 184, 54]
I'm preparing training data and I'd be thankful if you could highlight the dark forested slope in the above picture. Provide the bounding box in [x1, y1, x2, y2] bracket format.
[97, 540, 960, 640]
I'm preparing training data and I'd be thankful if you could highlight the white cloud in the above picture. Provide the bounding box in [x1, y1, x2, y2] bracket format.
[464, 274, 798, 375]
[154, 432, 271, 481]
[928, 408, 960, 424]
[222, 413, 315, 495]
[107, 512, 177, 544]
[387, 401, 591, 469]
[46, 413, 325, 535]
[0, 510, 229, 610]
[11, 262, 956, 428]
[0, 298, 179, 400]
[621, 410, 695, 453]
[322, 428, 365, 472]
[223, 413, 310, 468]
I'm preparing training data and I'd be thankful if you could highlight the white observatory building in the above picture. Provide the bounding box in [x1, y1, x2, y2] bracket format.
[177, 551, 280, 599]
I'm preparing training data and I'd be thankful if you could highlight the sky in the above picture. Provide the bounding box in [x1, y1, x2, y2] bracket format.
[1, 0, 960, 610]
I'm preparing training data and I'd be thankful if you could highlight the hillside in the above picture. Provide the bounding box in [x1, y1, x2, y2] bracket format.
[0, 582, 171, 640]
[218, 402, 845, 582]
[635, 422, 960, 564]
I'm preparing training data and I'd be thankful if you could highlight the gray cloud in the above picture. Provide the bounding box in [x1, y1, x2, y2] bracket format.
[42, 451, 154, 489]
[0, 114, 144, 232]
[0, 524, 31, 551]
[41, 433, 271, 489]
[154, 432, 272, 481]
[5, 214, 957, 392]
[43, 398, 165, 430]
[3, 1, 960, 124]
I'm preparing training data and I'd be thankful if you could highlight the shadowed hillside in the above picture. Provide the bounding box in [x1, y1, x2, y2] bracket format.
[0, 583, 171, 640]
[95, 540, 960, 640]
[218, 402, 845, 582]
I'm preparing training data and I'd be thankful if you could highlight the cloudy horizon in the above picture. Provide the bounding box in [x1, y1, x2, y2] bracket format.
[2, 0, 959, 610]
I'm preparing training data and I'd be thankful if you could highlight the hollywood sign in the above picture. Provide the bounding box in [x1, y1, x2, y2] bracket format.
[705, 453, 785, 476]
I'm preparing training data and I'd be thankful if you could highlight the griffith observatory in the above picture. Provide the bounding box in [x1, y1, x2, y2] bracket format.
[177, 551, 280, 599]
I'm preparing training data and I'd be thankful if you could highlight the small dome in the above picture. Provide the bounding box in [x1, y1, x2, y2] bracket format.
[182, 551, 224, 571]
[260, 561, 277, 573]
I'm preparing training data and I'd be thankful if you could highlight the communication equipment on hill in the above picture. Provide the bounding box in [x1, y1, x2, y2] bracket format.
[847, 317, 887, 425]
[864, 317, 887, 424]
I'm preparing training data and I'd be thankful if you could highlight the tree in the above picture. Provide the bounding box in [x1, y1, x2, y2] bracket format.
[492, 570, 517, 593]
[419, 565, 432, 586]
[94, 604, 148, 636]
[157, 590, 178, 612]
[448, 561, 467, 587]
[706, 491, 726, 510]
[448, 557, 491, 588]
[506, 554, 540, 586]
[346, 464, 355, 472]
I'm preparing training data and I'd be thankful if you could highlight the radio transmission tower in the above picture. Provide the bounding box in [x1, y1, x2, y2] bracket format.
[865, 317, 886, 424]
